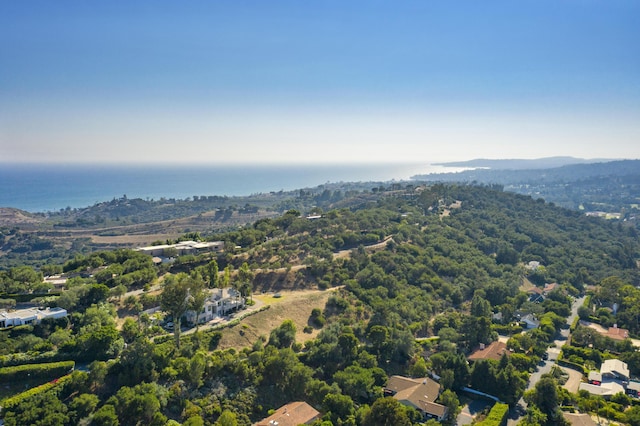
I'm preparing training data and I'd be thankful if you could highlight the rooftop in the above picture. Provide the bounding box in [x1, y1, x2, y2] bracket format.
[385, 376, 446, 417]
[601, 359, 630, 379]
[468, 341, 508, 362]
[563, 413, 597, 426]
[255, 401, 320, 426]
[606, 326, 629, 341]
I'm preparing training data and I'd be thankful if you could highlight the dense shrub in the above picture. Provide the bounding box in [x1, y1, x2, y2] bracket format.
[476, 402, 509, 426]
[0, 360, 75, 382]
[0, 374, 72, 411]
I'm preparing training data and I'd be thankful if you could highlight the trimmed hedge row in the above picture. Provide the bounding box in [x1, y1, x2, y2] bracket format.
[0, 292, 61, 303]
[569, 315, 580, 332]
[0, 350, 72, 368]
[476, 403, 509, 426]
[0, 361, 75, 382]
[556, 359, 586, 375]
[0, 374, 71, 412]
[492, 324, 523, 335]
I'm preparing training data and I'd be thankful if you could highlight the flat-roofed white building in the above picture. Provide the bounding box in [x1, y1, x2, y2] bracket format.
[0, 307, 68, 329]
[136, 240, 224, 257]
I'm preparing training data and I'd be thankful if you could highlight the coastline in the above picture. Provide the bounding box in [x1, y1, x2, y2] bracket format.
[0, 163, 460, 213]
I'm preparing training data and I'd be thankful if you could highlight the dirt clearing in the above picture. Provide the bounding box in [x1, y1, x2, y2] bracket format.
[216, 288, 339, 350]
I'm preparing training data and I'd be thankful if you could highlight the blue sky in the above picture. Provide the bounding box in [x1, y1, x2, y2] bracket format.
[1, 1, 639, 164]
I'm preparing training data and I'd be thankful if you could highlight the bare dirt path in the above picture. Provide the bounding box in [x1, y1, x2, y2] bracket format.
[333, 237, 394, 259]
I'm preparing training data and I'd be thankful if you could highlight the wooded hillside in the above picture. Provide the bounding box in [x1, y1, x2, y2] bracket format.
[0, 183, 639, 426]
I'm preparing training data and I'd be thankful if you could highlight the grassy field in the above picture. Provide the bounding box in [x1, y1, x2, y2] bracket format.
[216, 288, 339, 350]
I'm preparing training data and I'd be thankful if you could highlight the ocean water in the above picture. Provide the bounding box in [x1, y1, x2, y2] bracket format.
[0, 163, 462, 213]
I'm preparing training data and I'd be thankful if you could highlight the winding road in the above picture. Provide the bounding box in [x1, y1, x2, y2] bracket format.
[505, 295, 586, 426]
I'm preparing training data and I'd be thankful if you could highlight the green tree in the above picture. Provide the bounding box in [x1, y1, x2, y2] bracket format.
[187, 351, 207, 388]
[188, 274, 207, 332]
[268, 319, 297, 349]
[439, 389, 461, 425]
[3, 391, 69, 426]
[91, 404, 120, 426]
[525, 377, 564, 425]
[107, 383, 163, 426]
[237, 262, 254, 302]
[161, 273, 198, 348]
[116, 338, 158, 386]
[76, 325, 124, 361]
[207, 259, 219, 288]
[89, 360, 109, 391]
[470, 293, 491, 318]
[110, 284, 127, 301]
[69, 393, 99, 423]
[215, 410, 238, 426]
[333, 365, 379, 403]
[222, 265, 233, 288]
[430, 352, 470, 390]
[363, 397, 412, 426]
[121, 317, 140, 344]
[626, 405, 640, 426]
[183, 415, 204, 426]
[323, 393, 355, 424]
[520, 406, 548, 426]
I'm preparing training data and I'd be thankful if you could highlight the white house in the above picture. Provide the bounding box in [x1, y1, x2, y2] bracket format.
[600, 359, 630, 381]
[184, 287, 244, 326]
[580, 358, 632, 398]
[0, 307, 68, 329]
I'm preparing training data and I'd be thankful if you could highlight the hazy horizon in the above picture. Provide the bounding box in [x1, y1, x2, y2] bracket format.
[2, 2, 639, 164]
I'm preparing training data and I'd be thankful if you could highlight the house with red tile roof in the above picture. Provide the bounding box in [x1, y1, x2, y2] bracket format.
[606, 325, 629, 341]
[467, 341, 509, 362]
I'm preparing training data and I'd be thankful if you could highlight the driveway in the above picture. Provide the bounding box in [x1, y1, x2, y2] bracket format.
[457, 399, 492, 426]
[507, 296, 586, 426]
[560, 366, 583, 393]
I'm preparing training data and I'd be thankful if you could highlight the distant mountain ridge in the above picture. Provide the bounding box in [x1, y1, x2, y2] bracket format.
[433, 156, 614, 170]
[412, 159, 640, 214]
[416, 159, 640, 181]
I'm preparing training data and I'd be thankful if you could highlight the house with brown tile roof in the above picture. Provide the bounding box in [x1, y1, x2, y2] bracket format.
[527, 287, 543, 296]
[563, 412, 597, 426]
[606, 325, 629, 341]
[467, 341, 509, 362]
[255, 401, 320, 426]
[384, 376, 447, 421]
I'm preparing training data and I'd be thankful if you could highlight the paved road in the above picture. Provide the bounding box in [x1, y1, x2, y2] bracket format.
[506, 296, 586, 426]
